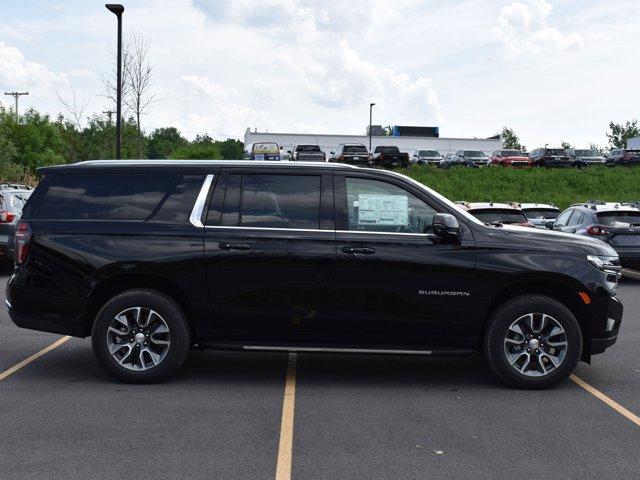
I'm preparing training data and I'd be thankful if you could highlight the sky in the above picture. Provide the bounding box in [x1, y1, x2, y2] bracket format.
[0, 0, 639, 149]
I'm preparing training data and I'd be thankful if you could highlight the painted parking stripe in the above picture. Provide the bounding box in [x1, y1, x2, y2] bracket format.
[275, 353, 297, 480]
[571, 374, 640, 427]
[0, 336, 70, 382]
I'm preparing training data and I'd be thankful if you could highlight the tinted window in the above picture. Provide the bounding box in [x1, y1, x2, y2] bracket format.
[568, 211, 584, 226]
[296, 145, 321, 152]
[464, 151, 486, 157]
[31, 174, 175, 220]
[379, 147, 399, 154]
[596, 211, 640, 226]
[418, 150, 439, 156]
[152, 175, 204, 223]
[502, 150, 522, 156]
[345, 178, 437, 234]
[546, 149, 565, 155]
[239, 174, 320, 229]
[523, 208, 560, 219]
[470, 209, 527, 224]
[343, 145, 368, 154]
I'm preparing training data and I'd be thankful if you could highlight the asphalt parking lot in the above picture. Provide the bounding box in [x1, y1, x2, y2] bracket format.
[1, 268, 639, 480]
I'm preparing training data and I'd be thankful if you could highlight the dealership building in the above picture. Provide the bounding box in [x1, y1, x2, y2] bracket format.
[244, 126, 502, 157]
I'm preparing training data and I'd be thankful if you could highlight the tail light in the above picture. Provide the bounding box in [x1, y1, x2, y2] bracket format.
[14, 220, 32, 265]
[0, 211, 15, 223]
[587, 225, 608, 236]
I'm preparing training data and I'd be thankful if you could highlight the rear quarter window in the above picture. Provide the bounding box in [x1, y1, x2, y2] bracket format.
[28, 173, 176, 220]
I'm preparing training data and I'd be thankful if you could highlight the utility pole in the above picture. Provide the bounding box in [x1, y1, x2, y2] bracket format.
[369, 102, 375, 152]
[102, 110, 116, 124]
[4, 91, 29, 118]
[106, 4, 124, 159]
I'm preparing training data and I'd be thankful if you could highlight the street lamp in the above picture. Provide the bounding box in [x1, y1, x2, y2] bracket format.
[369, 102, 375, 152]
[106, 4, 124, 159]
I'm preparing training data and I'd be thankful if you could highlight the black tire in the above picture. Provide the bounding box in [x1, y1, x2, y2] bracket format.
[484, 294, 582, 389]
[91, 289, 191, 383]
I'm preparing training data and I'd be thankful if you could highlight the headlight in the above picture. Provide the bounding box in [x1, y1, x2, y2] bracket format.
[587, 255, 621, 275]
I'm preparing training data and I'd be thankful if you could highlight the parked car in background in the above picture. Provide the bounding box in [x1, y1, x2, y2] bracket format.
[456, 202, 533, 227]
[410, 149, 448, 168]
[567, 149, 605, 168]
[244, 142, 281, 161]
[490, 150, 532, 168]
[513, 203, 561, 229]
[606, 149, 640, 167]
[549, 201, 640, 269]
[371, 146, 410, 169]
[0, 183, 33, 262]
[289, 144, 326, 162]
[452, 150, 490, 168]
[329, 143, 373, 167]
[8, 159, 624, 388]
[529, 148, 571, 168]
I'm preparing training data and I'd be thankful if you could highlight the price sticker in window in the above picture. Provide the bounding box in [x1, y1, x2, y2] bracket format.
[357, 194, 408, 226]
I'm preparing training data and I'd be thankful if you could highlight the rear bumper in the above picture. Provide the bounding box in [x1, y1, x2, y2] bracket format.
[590, 296, 623, 355]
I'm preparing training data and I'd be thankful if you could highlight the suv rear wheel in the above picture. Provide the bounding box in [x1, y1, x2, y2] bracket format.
[485, 294, 582, 389]
[91, 289, 191, 383]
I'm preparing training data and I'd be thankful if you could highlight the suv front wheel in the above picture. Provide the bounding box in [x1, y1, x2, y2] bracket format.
[485, 295, 582, 389]
[91, 289, 191, 383]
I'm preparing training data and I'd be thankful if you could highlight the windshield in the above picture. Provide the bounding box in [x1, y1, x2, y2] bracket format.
[464, 151, 486, 157]
[574, 150, 596, 156]
[523, 208, 560, 219]
[418, 150, 439, 157]
[546, 149, 565, 156]
[502, 150, 522, 157]
[596, 211, 640, 226]
[343, 145, 368, 154]
[296, 145, 321, 152]
[253, 142, 279, 154]
[470, 209, 528, 224]
[379, 147, 399, 153]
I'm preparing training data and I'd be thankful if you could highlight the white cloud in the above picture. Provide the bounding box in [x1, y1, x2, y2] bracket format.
[0, 41, 67, 89]
[495, 0, 583, 58]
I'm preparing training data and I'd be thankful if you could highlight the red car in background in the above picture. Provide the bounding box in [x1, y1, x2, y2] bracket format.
[490, 149, 532, 168]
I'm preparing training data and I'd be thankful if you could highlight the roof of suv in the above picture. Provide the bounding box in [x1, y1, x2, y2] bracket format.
[39, 159, 359, 174]
[516, 203, 559, 210]
[570, 201, 640, 213]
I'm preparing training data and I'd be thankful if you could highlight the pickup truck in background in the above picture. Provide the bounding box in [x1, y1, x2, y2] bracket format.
[288, 144, 326, 162]
[371, 146, 410, 169]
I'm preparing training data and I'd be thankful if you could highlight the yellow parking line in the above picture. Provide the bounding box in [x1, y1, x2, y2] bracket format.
[570, 374, 640, 427]
[0, 336, 70, 382]
[275, 353, 297, 480]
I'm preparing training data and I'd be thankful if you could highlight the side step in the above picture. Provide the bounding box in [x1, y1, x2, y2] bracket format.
[196, 342, 477, 357]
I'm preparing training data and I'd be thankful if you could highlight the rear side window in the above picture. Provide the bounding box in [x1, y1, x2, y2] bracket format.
[216, 174, 321, 229]
[152, 175, 204, 223]
[30, 174, 175, 220]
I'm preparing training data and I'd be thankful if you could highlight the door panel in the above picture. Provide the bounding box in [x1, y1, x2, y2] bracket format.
[202, 169, 335, 344]
[329, 173, 478, 348]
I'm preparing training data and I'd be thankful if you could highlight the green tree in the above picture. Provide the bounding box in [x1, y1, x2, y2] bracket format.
[218, 138, 244, 159]
[561, 141, 572, 150]
[501, 127, 525, 152]
[147, 127, 188, 159]
[606, 119, 640, 148]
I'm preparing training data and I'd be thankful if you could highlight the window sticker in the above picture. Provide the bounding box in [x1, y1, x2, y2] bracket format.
[357, 194, 408, 226]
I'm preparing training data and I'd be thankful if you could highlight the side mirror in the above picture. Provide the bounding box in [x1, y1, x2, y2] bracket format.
[433, 213, 460, 239]
[545, 221, 555, 230]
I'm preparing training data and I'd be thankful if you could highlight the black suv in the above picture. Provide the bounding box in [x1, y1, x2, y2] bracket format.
[7, 161, 623, 388]
[549, 201, 640, 269]
[529, 148, 571, 168]
[606, 149, 640, 167]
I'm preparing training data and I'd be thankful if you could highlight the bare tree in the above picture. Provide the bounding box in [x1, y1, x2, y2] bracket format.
[99, 38, 132, 117]
[124, 32, 160, 158]
[53, 85, 90, 130]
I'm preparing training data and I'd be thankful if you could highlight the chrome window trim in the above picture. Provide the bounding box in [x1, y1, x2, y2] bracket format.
[201, 225, 429, 237]
[189, 174, 215, 228]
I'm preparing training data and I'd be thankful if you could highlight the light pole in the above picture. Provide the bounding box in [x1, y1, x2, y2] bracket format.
[106, 4, 124, 159]
[369, 102, 375, 152]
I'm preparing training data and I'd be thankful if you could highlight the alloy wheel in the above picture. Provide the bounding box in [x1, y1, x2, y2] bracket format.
[503, 313, 568, 377]
[106, 307, 171, 371]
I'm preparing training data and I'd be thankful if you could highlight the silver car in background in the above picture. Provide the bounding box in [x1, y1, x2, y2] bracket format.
[410, 149, 450, 168]
[513, 202, 561, 229]
[0, 183, 33, 262]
